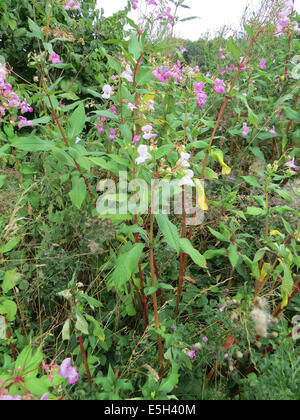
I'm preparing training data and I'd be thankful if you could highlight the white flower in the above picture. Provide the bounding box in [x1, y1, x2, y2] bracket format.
[179, 169, 195, 187]
[121, 65, 133, 83]
[128, 102, 137, 111]
[142, 124, 154, 140]
[102, 84, 113, 99]
[177, 152, 191, 168]
[147, 99, 155, 111]
[135, 144, 151, 165]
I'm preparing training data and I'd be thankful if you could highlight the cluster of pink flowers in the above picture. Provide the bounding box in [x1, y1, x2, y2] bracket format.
[276, 0, 300, 36]
[220, 64, 235, 75]
[0, 63, 34, 128]
[64, 0, 81, 11]
[194, 82, 207, 108]
[151, 61, 183, 84]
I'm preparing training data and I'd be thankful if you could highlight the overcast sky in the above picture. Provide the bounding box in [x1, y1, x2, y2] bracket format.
[96, 0, 300, 40]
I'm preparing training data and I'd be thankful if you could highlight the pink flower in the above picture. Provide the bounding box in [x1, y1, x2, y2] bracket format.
[242, 122, 249, 137]
[50, 52, 61, 65]
[269, 126, 277, 136]
[97, 124, 105, 134]
[203, 337, 208, 343]
[213, 79, 225, 94]
[18, 117, 33, 129]
[109, 106, 117, 115]
[65, 0, 81, 10]
[0, 394, 22, 400]
[132, 0, 138, 9]
[194, 82, 207, 108]
[133, 135, 141, 145]
[108, 128, 116, 143]
[259, 59, 266, 69]
[58, 358, 79, 385]
[284, 157, 299, 171]
[186, 349, 196, 360]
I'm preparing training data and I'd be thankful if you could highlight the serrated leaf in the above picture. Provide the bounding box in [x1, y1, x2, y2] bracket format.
[75, 313, 89, 335]
[69, 176, 87, 209]
[179, 238, 207, 268]
[155, 214, 180, 253]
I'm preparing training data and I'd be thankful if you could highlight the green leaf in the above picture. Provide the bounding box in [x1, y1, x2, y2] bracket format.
[281, 263, 293, 308]
[155, 214, 180, 253]
[242, 176, 263, 189]
[246, 207, 265, 216]
[52, 148, 76, 168]
[0, 299, 17, 321]
[24, 378, 49, 398]
[2, 269, 20, 294]
[0, 175, 6, 189]
[0, 237, 21, 254]
[109, 243, 144, 291]
[69, 176, 87, 209]
[204, 248, 227, 259]
[67, 104, 86, 139]
[128, 34, 142, 60]
[75, 313, 89, 335]
[228, 36, 241, 61]
[85, 315, 105, 341]
[0, 316, 6, 339]
[208, 227, 230, 243]
[228, 243, 239, 268]
[28, 18, 44, 40]
[31, 116, 51, 126]
[62, 319, 71, 341]
[284, 107, 300, 122]
[244, 23, 255, 39]
[179, 238, 207, 268]
[12, 137, 55, 152]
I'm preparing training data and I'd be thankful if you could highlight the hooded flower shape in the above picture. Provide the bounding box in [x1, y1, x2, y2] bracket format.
[177, 152, 191, 168]
[284, 157, 299, 171]
[58, 358, 79, 385]
[179, 169, 195, 187]
[50, 52, 61, 65]
[102, 84, 113, 100]
[142, 124, 154, 140]
[135, 144, 151, 165]
[121, 65, 134, 83]
[186, 348, 196, 360]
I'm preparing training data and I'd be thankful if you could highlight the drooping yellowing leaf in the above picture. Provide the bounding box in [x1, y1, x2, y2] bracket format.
[210, 149, 231, 176]
[194, 179, 208, 211]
